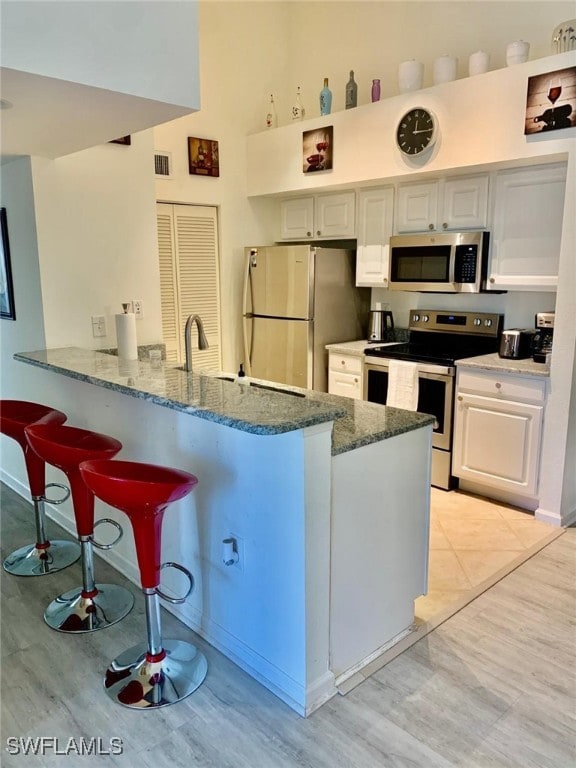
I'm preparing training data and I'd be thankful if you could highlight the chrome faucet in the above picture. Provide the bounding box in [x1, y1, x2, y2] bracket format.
[184, 314, 209, 373]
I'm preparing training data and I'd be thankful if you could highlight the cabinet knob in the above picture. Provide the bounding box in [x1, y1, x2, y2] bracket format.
[457, 395, 463, 401]
[442, 222, 448, 229]
[307, 231, 312, 237]
[317, 230, 321, 236]
[341, 360, 345, 366]
[495, 382, 502, 389]
[489, 276, 495, 284]
[428, 223, 434, 230]
[354, 377, 358, 383]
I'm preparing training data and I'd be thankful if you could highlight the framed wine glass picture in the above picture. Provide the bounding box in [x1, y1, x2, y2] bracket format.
[524, 66, 576, 135]
[0, 208, 16, 320]
[303, 126, 333, 173]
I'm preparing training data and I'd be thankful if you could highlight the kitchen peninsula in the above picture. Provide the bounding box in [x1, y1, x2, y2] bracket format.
[14, 347, 433, 716]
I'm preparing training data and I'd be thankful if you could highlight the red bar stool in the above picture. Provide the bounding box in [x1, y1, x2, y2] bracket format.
[80, 459, 208, 709]
[24, 424, 134, 633]
[1, 400, 80, 576]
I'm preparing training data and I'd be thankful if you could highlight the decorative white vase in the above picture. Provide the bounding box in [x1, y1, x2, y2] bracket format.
[433, 54, 458, 85]
[506, 40, 530, 66]
[398, 59, 424, 93]
[468, 50, 490, 76]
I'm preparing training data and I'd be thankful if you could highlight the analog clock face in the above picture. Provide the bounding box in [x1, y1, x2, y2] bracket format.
[396, 108, 437, 156]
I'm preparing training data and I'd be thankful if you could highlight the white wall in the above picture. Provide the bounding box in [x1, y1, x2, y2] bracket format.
[1, 0, 200, 108]
[30, 133, 162, 349]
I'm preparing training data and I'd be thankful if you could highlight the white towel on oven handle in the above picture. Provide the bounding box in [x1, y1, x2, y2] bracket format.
[387, 359, 419, 411]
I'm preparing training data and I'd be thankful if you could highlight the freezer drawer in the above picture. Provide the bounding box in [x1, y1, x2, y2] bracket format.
[245, 316, 312, 388]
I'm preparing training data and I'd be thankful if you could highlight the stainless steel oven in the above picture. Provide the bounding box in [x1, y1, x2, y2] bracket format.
[364, 359, 455, 488]
[363, 309, 503, 490]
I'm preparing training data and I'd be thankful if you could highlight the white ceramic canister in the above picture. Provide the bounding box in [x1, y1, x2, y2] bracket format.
[506, 40, 530, 65]
[398, 59, 424, 93]
[433, 54, 458, 84]
[468, 50, 490, 76]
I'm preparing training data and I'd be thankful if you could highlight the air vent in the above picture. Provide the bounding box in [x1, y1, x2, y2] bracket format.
[154, 151, 172, 179]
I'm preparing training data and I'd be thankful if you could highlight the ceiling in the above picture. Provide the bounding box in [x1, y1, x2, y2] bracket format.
[0, 67, 195, 163]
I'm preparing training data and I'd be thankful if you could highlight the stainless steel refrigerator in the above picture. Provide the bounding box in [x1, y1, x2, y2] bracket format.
[243, 245, 369, 391]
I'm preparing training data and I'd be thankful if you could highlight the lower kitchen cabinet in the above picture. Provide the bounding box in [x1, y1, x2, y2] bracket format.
[452, 369, 546, 498]
[328, 352, 363, 399]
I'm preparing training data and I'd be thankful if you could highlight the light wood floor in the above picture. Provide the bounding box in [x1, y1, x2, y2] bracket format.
[1, 482, 575, 767]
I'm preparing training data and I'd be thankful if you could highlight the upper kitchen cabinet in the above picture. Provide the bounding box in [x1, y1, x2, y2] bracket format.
[356, 187, 394, 287]
[396, 175, 489, 233]
[279, 192, 355, 240]
[488, 163, 567, 292]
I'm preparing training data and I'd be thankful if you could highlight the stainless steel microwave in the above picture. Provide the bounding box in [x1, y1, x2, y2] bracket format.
[388, 231, 490, 293]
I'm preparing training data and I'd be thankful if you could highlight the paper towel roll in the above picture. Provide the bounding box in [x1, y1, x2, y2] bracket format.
[115, 313, 138, 360]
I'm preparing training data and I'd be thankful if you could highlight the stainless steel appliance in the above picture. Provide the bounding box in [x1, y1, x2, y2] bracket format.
[532, 311, 554, 363]
[364, 309, 503, 489]
[368, 309, 394, 342]
[388, 231, 490, 293]
[499, 329, 536, 359]
[243, 245, 369, 390]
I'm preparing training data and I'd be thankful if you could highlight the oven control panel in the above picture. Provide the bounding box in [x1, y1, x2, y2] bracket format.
[409, 310, 503, 337]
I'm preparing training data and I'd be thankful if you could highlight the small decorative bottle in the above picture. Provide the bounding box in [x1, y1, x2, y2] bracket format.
[319, 78, 332, 116]
[266, 94, 277, 129]
[345, 70, 358, 109]
[292, 86, 305, 121]
[371, 78, 381, 102]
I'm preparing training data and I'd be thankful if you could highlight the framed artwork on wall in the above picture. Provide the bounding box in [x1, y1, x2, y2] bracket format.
[0, 208, 16, 320]
[303, 127, 333, 173]
[188, 137, 220, 177]
[525, 66, 576, 135]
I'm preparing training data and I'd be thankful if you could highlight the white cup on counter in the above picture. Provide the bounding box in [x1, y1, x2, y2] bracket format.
[506, 40, 530, 65]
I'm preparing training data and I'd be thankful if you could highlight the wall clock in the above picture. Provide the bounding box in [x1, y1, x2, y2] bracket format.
[396, 107, 438, 156]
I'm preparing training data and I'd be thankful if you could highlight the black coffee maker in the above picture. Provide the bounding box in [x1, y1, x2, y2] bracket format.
[532, 312, 554, 363]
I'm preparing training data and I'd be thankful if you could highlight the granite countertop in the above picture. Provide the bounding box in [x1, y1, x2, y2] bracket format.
[14, 347, 434, 455]
[456, 353, 550, 378]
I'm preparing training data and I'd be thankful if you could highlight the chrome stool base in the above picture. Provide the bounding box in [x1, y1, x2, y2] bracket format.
[44, 583, 134, 633]
[104, 640, 208, 709]
[3, 539, 80, 577]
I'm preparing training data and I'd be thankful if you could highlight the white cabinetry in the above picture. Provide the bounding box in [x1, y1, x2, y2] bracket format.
[487, 163, 567, 292]
[452, 369, 546, 499]
[356, 187, 394, 287]
[279, 192, 355, 240]
[396, 175, 489, 233]
[328, 352, 363, 400]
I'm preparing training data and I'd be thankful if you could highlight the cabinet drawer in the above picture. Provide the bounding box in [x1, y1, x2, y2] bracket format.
[328, 370, 362, 399]
[329, 354, 362, 375]
[458, 370, 546, 403]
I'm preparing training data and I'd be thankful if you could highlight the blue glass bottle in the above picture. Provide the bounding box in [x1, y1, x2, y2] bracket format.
[320, 78, 332, 116]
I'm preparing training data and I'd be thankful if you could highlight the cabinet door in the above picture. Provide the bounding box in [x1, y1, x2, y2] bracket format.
[279, 197, 314, 240]
[442, 175, 489, 230]
[315, 192, 356, 238]
[396, 181, 439, 232]
[452, 392, 543, 496]
[488, 163, 567, 291]
[356, 187, 394, 286]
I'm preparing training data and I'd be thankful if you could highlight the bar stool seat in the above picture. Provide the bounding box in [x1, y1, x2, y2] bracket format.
[25, 424, 134, 633]
[80, 459, 207, 709]
[1, 400, 80, 576]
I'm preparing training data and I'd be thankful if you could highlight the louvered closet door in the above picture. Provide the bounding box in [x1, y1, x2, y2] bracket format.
[156, 203, 221, 369]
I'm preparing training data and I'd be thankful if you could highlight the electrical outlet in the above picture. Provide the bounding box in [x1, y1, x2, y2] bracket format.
[132, 300, 144, 318]
[230, 533, 244, 571]
[91, 315, 107, 337]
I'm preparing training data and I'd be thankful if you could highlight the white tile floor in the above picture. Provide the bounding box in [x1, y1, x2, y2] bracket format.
[415, 488, 559, 621]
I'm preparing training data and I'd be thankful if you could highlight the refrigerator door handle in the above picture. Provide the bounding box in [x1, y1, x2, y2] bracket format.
[243, 250, 255, 374]
[243, 314, 253, 375]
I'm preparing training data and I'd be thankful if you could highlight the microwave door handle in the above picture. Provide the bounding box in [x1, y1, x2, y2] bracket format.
[448, 249, 456, 285]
